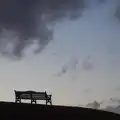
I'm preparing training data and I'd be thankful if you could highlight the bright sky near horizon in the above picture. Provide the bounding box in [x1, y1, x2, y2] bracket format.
[0, 0, 120, 110]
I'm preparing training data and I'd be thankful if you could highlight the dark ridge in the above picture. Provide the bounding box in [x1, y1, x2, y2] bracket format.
[0, 101, 119, 119]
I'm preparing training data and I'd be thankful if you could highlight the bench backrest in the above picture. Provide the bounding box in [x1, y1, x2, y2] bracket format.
[32, 92, 47, 100]
[14, 90, 47, 100]
[20, 93, 31, 99]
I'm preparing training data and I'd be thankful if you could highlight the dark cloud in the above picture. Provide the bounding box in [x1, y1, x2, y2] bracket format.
[115, 2, 120, 19]
[0, 0, 85, 58]
[0, 0, 115, 59]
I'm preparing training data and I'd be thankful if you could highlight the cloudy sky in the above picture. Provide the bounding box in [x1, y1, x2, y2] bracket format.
[0, 0, 120, 113]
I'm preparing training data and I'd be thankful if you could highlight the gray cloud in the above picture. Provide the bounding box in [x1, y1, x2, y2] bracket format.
[55, 64, 69, 77]
[86, 101, 102, 109]
[109, 98, 120, 104]
[82, 56, 93, 71]
[105, 105, 120, 114]
[55, 58, 79, 77]
[0, 0, 86, 58]
[116, 87, 120, 91]
[83, 88, 92, 94]
[85, 98, 120, 114]
[55, 55, 94, 77]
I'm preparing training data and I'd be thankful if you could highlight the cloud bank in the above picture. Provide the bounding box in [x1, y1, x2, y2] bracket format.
[0, 0, 85, 58]
[0, 0, 116, 59]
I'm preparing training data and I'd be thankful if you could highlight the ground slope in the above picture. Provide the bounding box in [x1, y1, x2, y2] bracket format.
[0, 102, 119, 119]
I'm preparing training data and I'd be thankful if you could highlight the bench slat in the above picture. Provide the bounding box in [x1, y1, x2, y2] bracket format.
[32, 94, 46, 100]
[20, 94, 31, 99]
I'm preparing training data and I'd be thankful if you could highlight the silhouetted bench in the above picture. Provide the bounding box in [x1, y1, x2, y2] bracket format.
[14, 90, 52, 105]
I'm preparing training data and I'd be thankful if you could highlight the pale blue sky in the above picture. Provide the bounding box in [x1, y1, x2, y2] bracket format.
[0, 0, 120, 108]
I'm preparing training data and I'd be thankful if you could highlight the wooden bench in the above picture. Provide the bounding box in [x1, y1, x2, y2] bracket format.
[14, 90, 52, 105]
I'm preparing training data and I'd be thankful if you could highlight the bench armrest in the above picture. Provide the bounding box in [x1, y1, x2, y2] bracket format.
[47, 94, 52, 99]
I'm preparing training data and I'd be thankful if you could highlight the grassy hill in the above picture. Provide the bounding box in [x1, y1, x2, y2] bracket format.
[0, 102, 119, 120]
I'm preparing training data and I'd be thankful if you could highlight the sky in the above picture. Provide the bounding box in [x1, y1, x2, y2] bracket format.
[0, 0, 120, 114]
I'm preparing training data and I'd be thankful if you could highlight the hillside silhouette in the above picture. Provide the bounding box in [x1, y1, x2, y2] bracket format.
[0, 102, 119, 119]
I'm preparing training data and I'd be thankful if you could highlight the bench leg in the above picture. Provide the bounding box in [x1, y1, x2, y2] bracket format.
[31, 99, 34, 104]
[46, 100, 48, 105]
[48, 99, 52, 105]
[15, 99, 21, 103]
[50, 100, 52, 105]
[46, 99, 52, 105]
[15, 99, 17, 103]
[31, 99, 36, 104]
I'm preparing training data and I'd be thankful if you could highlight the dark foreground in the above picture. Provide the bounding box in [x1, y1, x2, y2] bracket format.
[0, 102, 119, 120]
